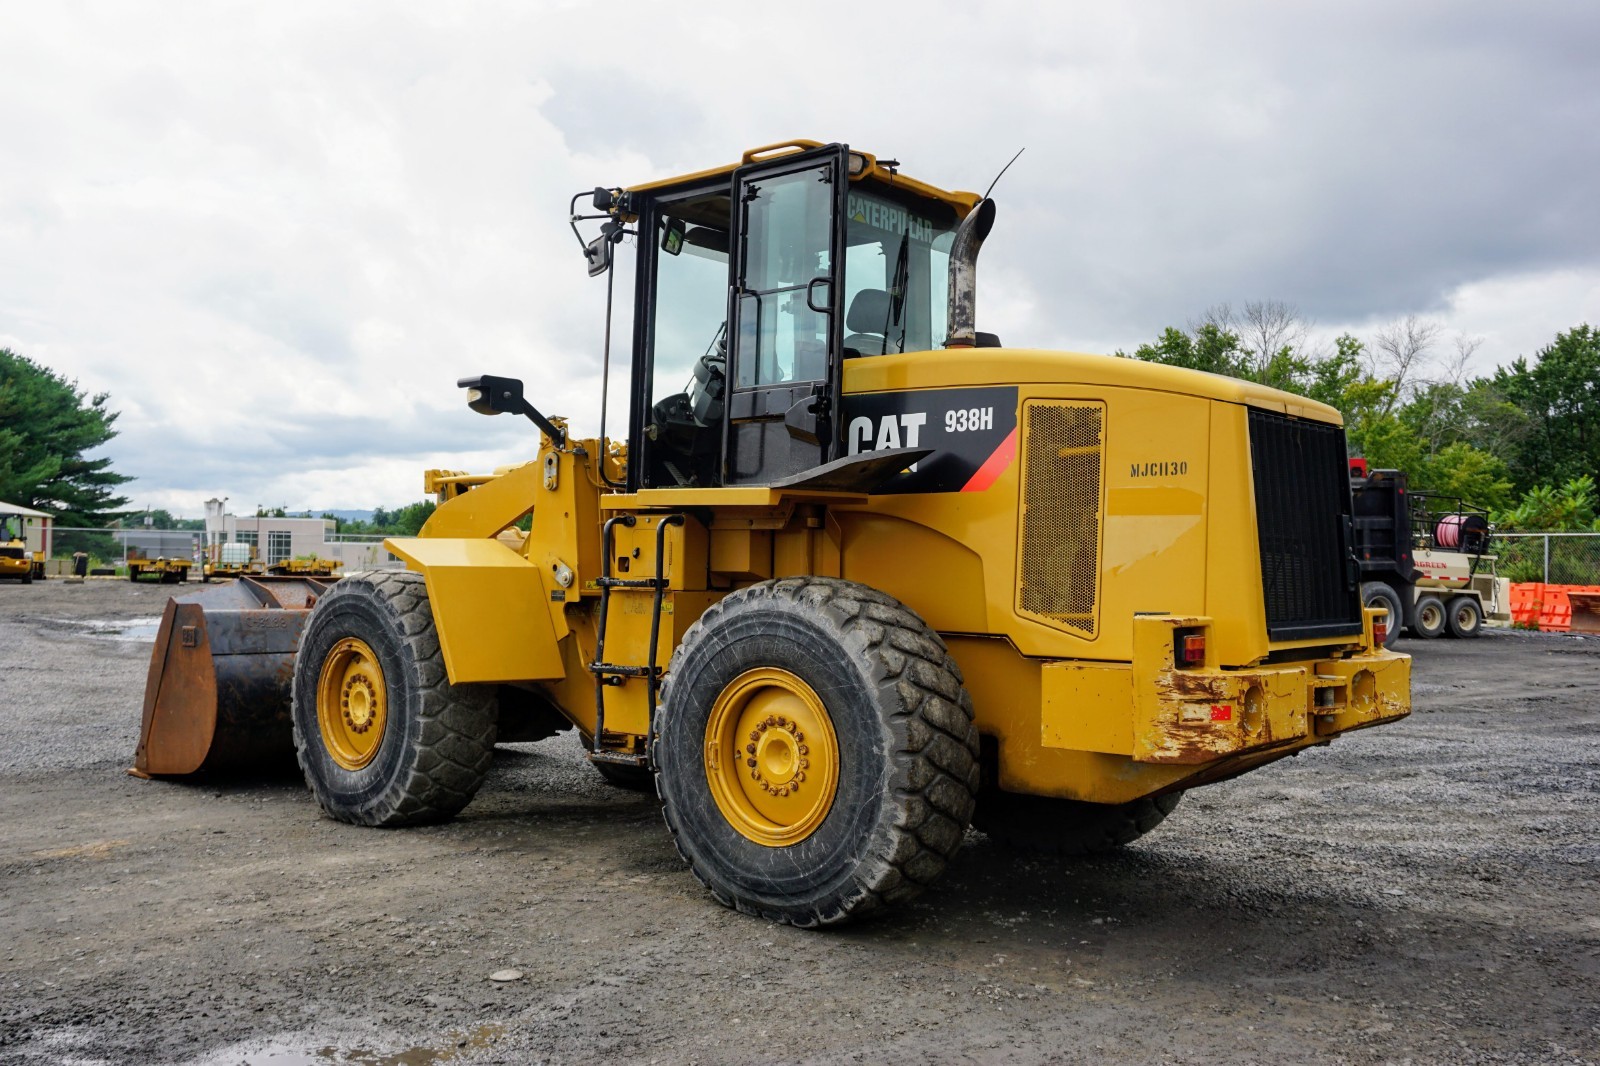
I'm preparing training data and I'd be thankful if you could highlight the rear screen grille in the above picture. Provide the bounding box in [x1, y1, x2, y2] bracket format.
[1017, 401, 1105, 636]
[1247, 409, 1362, 641]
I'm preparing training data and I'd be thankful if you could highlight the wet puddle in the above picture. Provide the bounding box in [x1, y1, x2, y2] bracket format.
[67, 617, 163, 642]
[203, 1025, 505, 1065]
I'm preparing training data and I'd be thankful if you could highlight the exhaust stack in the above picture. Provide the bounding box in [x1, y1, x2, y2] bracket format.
[943, 198, 997, 349]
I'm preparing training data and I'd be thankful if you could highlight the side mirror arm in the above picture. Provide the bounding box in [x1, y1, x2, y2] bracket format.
[457, 375, 567, 448]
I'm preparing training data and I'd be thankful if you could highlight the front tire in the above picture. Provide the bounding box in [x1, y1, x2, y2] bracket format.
[654, 577, 979, 927]
[1412, 594, 1446, 639]
[974, 791, 1183, 855]
[291, 570, 496, 826]
[1446, 595, 1483, 638]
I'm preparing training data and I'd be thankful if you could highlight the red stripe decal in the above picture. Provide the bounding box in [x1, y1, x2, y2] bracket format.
[960, 428, 1019, 493]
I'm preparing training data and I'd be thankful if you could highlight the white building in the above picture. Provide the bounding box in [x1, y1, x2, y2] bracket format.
[202, 500, 398, 570]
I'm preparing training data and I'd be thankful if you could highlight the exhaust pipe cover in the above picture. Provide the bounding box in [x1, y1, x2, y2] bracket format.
[944, 198, 997, 349]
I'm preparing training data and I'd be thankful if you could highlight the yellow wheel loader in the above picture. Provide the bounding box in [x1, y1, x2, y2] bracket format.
[0, 512, 41, 583]
[136, 140, 1410, 926]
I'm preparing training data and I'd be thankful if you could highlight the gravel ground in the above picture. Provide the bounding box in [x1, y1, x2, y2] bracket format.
[1, 578, 1597, 1065]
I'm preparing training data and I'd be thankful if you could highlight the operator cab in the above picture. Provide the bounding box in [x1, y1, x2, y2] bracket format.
[610, 141, 980, 490]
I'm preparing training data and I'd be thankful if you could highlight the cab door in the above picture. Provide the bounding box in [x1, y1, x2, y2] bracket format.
[724, 146, 846, 485]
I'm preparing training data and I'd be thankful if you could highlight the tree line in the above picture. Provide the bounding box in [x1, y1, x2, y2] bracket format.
[1121, 306, 1600, 531]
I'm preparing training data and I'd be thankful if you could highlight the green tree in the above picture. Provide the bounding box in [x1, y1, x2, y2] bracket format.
[1490, 325, 1600, 494]
[1416, 442, 1514, 511]
[390, 500, 437, 536]
[1120, 324, 1252, 378]
[1494, 476, 1600, 533]
[0, 348, 130, 523]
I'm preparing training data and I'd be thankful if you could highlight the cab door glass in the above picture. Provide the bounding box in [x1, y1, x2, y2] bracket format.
[735, 165, 833, 389]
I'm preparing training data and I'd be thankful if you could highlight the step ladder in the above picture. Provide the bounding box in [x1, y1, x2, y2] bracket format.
[587, 513, 685, 765]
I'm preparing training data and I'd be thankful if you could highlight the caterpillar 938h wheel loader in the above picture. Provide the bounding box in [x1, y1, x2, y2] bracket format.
[135, 139, 1410, 927]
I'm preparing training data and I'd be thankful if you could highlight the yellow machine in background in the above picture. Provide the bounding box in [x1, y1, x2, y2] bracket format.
[127, 552, 193, 584]
[0, 512, 38, 583]
[267, 558, 343, 578]
[137, 140, 1410, 927]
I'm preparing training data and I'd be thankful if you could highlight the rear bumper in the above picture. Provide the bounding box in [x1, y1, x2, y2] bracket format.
[1042, 613, 1410, 767]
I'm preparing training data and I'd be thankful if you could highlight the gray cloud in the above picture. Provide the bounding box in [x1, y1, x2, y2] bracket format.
[1, 1, 1595, 513]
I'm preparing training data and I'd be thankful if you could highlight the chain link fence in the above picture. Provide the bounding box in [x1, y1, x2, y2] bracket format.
[1494, 533, 1600, 585]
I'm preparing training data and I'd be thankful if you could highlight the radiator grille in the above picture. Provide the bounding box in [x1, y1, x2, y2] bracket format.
[1018, 402, 1105, 636]
[1247, 409, 1363, 641]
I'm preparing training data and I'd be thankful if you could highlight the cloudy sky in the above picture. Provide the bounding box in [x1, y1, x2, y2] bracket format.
[2, 1, 1596, 515]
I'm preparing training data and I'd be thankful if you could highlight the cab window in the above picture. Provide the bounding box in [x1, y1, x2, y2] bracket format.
[841, 189, 956, 355]
[641, 187, 732, 488]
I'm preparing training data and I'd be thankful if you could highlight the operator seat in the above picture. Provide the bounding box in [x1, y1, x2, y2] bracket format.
[842, 289, 902, 357]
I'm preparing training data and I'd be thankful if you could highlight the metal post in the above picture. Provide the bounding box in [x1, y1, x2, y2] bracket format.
[1543, 534, 1550, 584]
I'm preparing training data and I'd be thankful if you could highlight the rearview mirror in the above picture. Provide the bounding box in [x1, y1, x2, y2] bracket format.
[661, 217, 686, 256]
[457, 374, 568, 448]
[584, 234, 613, 277]
[458, 374, 525, 416]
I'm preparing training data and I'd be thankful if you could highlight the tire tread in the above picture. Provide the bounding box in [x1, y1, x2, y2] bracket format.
[292, 570, 495, 827]
[656, 577, 979, 926]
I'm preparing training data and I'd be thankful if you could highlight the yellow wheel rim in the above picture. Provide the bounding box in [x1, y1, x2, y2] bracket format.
[703, 667, 839, 847]
[316, 637, 389, 771]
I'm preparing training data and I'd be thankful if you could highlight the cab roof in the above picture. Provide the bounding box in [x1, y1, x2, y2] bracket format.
[624, 139, 983, 220]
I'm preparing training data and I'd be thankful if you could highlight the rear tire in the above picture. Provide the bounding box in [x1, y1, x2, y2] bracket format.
[654, 577, 979, 927]
[292, 570, 496, 827]
[1411, 594, 1446, 639]
[1361, 581, 1404, 649]
[974, 791, 1184, 855]
[1446, 595, 1483, 638]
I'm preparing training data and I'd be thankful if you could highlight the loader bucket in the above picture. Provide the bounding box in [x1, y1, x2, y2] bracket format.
[131, 576, 336, 777]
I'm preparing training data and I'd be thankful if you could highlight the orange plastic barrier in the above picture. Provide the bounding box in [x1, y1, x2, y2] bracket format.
[1542, 588, 1571, 632]
[1509, 583, 1542, 627]
[1512, 583, 1600, 632]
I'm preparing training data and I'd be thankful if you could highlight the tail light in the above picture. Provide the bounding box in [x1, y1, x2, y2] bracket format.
[1372, 617, 1388, 648]
[1175, 628, 1206, 669]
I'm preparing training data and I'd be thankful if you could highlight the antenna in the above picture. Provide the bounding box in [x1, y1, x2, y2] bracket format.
[982, 147, 1026, 201]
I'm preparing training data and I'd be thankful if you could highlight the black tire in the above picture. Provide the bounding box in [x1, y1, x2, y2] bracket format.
[1411, 594, 1446, 639]
[291, 570, 496, 826]
[1361, 581, 1404, 649]
[654, 577, 979, 927]
[974, 790, 1183, 855]
[1445, 595, 1483, 639]
[593, 761, 656, 792]
[21, 571, 32, 585]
